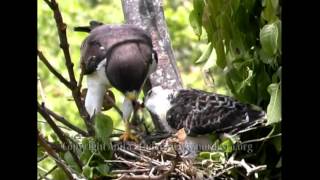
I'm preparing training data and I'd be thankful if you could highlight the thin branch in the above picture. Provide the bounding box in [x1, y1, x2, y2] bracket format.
[38, 131, 74, 180]
[77, 70, 84, 90]
[38, 154, 49, 163]
[43, 0, 77, 88]
[45, 140, 67, 152]
[241, 133, 281, 144]
[37, 50, 72, 89]
[38, 102, 83, 170]
[112, 169, 150, 174]
[40, 165, 58, 180]
[39, 103, 89, 137]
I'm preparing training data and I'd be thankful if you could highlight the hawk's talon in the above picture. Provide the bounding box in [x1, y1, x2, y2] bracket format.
[119, 131, 139, 142]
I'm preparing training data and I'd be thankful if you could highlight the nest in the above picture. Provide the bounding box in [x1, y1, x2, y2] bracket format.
[108, 132, 267, 180]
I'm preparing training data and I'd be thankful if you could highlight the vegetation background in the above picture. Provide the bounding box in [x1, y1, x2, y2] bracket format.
[38, 0, 281, 179]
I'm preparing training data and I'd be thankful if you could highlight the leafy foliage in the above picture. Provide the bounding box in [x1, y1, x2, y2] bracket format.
[189, 0, 281, 178]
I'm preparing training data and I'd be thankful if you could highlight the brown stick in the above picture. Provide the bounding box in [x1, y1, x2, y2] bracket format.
[41, 104, 89, 137]
[38, 131, 75, 180]
[37, 50, 72, 89]
[38, 102, 83, 170]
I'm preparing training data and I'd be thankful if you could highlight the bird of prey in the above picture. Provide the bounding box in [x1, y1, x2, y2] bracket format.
[144, 86, 266, 157]
[80, 24, 158, 141]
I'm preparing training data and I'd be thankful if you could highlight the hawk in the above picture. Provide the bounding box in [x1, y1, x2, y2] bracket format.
[80, 24, 158, 141]
[144, 86, 266, 157]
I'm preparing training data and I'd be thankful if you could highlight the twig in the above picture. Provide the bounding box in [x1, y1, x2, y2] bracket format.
[227, 153, 267, 176]
[38, 131, 75, 180]
[38, 77, 48, 104]
[241, 133, 281, 144]
[40, 165, 58, 179]
[38, 102, 83, 170]
[38, 154, 49, 163]
[46, 140, 66, 152]
[40, 104, 89, 137]
[112, 169, 150, 174]
[37, 50, 72, 89]
[77, 70, 84, 90]
[38, 120, 73, 132]
[43, 0, 77, 88]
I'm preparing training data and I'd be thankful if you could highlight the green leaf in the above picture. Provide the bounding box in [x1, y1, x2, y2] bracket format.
[276, 157, 282, 168]
[80, 138, 93, 165]
[266, 83, 281, 125]
[193, 0, 204, 11]
[195, 42, 213, 64]
[200, 152, 226, 162]
[216, 39, 227, 68]
[272, 136, 281, 153]
[272, 66, 281, 83]
[64, 151, 81, 172]
[262, 0, 278, 22]
[82, 165, 93, 179]
[220, 138, 233, 154]
[260, 23, 279, 56]
[236, 67, 254, 93]
[94, 114, 113, 144]
[95, 164, 110, 176]
[203, 46, 217, 71]
[275, 20, 282, 53]
[52, 168, 68, 180]
[189, 10, 202, 38]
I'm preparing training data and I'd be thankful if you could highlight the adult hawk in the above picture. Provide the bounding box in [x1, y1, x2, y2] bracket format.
[144, 86, 266, 156]
[80, 24, 158, 141]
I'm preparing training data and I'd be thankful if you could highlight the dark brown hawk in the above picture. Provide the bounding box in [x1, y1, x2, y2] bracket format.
[80, 24, 158, 141]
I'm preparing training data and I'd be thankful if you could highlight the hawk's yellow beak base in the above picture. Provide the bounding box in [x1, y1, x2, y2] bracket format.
[125, 91, 138, 101]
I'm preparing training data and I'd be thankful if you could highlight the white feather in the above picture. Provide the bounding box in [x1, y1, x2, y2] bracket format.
[85, 59, 111, 117]
[144, 86, 174, 132]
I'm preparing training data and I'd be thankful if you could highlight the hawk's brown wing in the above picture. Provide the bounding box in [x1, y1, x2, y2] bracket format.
[166, 89, 266, 136]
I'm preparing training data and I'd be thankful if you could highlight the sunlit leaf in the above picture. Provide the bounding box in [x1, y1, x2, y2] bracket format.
[203, 47, 217, 71]
[82, 165, 93, 179]
[94, 114, 113, 144]
[216, 39, 226, 68]
[260, 23, 279, 56]
[189, 10, 202, 38]
[220, 138, 233, 154]
[262, 0, 278, 22]
[266, 83, 281, 125]
[195, 42, 213, 64]
[95, 164, 110, 176]
[64, 151, 81, 173]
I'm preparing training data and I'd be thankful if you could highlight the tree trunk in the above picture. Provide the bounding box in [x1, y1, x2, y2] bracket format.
[121, 0, 183, 131]
[121, 0, 183, 90]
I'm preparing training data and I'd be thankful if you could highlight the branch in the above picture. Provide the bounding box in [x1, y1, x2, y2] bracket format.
[43, 0, 94, 135]
[38, 102, 89, 137]
[37, 50, 72, 89]
[38, 154, 49, 163]
[38, 131, 75, 180]
[43, 0, 77, 88]
[240, 133, 281, 144]
[39, 165, 58, 180]
[38, 102, 83, 170]
[227, 153, 267, 177]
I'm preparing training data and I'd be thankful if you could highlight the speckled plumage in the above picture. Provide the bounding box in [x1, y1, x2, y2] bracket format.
[145, 87, 266, 136]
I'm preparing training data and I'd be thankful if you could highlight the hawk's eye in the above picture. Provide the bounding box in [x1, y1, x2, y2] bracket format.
[146, 90, 152, 97]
